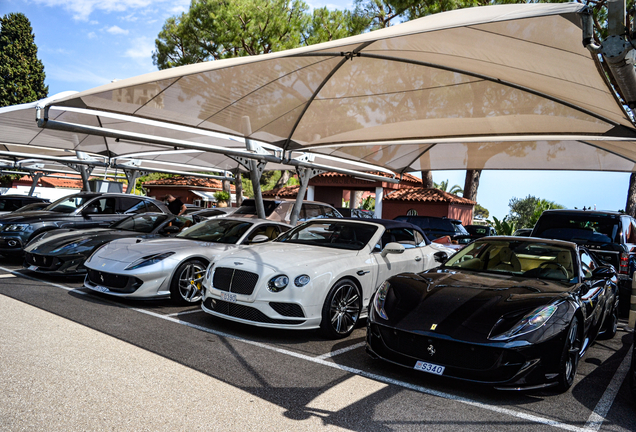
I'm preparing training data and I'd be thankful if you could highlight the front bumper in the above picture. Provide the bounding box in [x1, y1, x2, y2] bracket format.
[0, 234, 27, 254]
[366, 319, 565, 390]
[24, 252, 87, 275]
[83, 267, 170, 300]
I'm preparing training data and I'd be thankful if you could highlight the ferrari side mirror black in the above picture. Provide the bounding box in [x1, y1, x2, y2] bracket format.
[434, 251, 448, 263]
[588, 265, 616, 280]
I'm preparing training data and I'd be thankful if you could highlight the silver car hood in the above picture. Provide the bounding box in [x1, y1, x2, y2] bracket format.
[93, 237, 239, 263]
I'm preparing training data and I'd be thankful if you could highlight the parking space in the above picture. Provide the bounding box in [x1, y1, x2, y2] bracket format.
[1, 261, 634, 432]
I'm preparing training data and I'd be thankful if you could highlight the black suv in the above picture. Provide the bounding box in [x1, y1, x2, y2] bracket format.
[394, 215, 470, 242]
[0, 195, 50, 215]
[0, 192, 169, 255]
[531, 209, 635, 317]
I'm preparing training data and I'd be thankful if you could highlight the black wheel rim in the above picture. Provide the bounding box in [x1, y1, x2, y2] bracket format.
[178, 262, 206, 302]
[329, 283, 361, 335]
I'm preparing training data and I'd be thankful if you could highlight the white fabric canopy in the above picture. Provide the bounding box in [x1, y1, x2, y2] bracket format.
[33, 3, 636, 173]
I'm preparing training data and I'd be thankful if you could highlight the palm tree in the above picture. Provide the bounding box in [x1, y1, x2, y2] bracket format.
[434, 179, 463, 196]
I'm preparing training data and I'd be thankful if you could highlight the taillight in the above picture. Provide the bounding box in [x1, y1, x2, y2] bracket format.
[619, 252, 629, 274]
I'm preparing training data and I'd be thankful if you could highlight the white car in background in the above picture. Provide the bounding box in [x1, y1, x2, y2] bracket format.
[201, 219, 455, 338]
[83, 218, 291, 304]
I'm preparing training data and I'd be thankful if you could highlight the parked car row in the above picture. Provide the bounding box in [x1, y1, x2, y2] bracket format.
[0, 193, 625, 394]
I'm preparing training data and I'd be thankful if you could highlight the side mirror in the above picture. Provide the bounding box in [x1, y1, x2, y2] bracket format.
[434, 251, 449, 264]
[250, 234, 270, 244]
[161, 225, 181, 235]
[381, 242, 405, 257]
[588, 265, 617, 280]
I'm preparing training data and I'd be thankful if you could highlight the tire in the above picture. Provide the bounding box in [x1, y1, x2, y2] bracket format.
[170, 259, 208, 305]
[556, 317, 582, 393]
[320, 278, 362, 339]
[598, 302, 618, 340]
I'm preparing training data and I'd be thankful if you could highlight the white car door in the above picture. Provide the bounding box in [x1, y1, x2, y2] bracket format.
[370, 227, 426, 293]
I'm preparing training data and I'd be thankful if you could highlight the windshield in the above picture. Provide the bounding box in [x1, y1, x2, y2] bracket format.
[112, 214, 171, 233]
[444, 239, 577, 282]
[176, 219, 253, 244]
[533, 213, 619, 244]
[45, 195, 97, 213]
[233, 200, 280, 217]
[275, 221, 378, 250]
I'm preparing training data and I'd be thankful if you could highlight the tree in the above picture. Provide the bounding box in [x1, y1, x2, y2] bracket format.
[489, 215, 516, 236]
[508, 195, 565, 229]
[0, 12, 48, 107]
[474, 203, 489, 219]
[434, 179, 462, 195]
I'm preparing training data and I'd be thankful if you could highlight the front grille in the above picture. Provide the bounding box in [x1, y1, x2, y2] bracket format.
[25, 253, 54, 268]
[378, 327, 523, 372]
[88, 269, 128, 289]
[212, 267, 259, 295]
[269, 302, 305, 317]
[204, 298, 304, 325]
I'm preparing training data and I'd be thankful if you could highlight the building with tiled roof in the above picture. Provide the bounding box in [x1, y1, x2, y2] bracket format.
[383, 187, 475, 224]
[262, 185, 299, 198]
[142, 176, 237, 207]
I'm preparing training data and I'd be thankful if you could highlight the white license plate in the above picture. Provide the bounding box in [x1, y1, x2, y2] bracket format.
[28, 265, 38, 271]
[88, 284, 110, 293]
[221, 292, 237, 303]
[414, 360, 445, 376]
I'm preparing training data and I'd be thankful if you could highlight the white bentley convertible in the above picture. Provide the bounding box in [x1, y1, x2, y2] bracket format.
[201, 219, 455, 338]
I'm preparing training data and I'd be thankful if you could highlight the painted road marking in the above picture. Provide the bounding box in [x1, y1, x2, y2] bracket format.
[316, 342, 366, 360]
[166, 309, 203, 317]
[0, 273, 16, 278]
[0, 265, 630, 432]
[305, 375, 388, 413]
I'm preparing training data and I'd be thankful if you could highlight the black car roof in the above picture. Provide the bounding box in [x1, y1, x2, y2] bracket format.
[340, 217, 429, 239]
[541, 209, 624, 217]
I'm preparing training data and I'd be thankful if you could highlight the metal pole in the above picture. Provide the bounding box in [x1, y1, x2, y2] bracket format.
[248, 159, 266, 219]
[124, 169, 140, 194]
[290, 168, 310, 226]
[79, 166, 91, 192]
[28, 172, 44, 196]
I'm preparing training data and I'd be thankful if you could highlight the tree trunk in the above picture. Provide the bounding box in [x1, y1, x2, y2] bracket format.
[274, 170, 290, 189]
[463, 169, 481, 202]
[353, 190, 364, 209]
[420, 170, 434, 188]
[234, 169, 243, 207]
[626, 172, 636, 216]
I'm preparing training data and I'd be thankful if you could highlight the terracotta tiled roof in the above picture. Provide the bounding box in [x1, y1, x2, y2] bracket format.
[384, 187, 476, 205]
[262, 185, 300, 198]
[19, 175, 83, 189]
[316, 171, 422, 184]
[143, 176, 236, 192]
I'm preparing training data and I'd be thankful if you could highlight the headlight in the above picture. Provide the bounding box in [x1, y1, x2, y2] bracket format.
[125, 252, 175, 270]
[268, 275, 289, 292]
[52, 239, 89, 253]
[206, 263, 214, 281]
[5, 223, 29, 232]
[373, 280, 390, 320]
[294, 274, 310, 287]
[489, 304, 558, 341]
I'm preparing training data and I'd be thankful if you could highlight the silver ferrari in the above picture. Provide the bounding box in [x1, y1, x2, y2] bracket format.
[83, 218, 291, 304]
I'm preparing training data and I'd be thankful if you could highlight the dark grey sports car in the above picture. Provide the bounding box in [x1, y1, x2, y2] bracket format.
[23, 213, 195, 275]
[367, 237, 619, 392]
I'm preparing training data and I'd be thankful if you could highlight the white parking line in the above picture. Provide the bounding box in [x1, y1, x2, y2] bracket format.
[165, 309, 203, 317]
[0, 273, 16, 278]
[0, 265, 629, 432]
[583, 347, 633, 432]
[316, 342, 366, 360]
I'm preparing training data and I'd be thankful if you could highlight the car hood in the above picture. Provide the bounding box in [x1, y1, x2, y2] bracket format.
[25, 228, 151, 254]
[213, 242, 356, 271]
[382, 270, 573, 342]
[90, 237, 239, 263]
[0, 211, 70, 224]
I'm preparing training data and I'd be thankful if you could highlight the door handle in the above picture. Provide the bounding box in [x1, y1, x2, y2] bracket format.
[357, 270, 370, 276]
[415, 256, 422, 262]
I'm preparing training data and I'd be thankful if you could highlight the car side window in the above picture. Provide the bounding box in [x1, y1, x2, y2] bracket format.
[377, 228, 417, 250]
[414, 230, 427, 247]
[322, 206, 340, 218]
[245, 224, 281, 243]
[580, 250, 596, 279]
[145, 201, 163, 213]
[118, 197, 146, 214]
[85, 198, 115, 214]
[300, 204, 323, 221]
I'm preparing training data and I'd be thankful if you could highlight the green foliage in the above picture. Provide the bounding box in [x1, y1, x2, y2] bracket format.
[434, 179, 463, 195]
[0, 13, 48, 107]
[361, 195, 375, 211]
[508, 195, 565, 229]
[474, 203, 489, 219]
[489, 216, 516, 236]
[214, 190, 230, 201]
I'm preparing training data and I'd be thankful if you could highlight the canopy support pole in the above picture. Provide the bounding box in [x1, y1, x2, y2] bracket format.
[28, 172, 44, 196]
[290, 166, 325, 226]
[124, 169, 142, 194]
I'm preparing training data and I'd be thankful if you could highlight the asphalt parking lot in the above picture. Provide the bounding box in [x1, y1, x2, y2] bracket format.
[1, 258, 634, 432]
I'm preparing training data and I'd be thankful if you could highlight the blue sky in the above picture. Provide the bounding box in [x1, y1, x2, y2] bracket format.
[0, 0, 632, 220]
